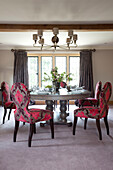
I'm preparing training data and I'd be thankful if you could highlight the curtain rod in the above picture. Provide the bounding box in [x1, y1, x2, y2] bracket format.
[11, 49, 96, 52]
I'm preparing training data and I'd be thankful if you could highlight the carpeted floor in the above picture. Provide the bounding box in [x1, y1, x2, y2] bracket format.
[0, 105, 113, 170]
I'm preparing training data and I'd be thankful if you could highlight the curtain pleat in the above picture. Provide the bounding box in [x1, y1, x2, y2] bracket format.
[13, 50, 28, 88]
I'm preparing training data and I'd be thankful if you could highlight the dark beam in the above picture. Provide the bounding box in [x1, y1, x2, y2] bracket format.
[0, 24, 113, 32]
[11, 48, 96, 52]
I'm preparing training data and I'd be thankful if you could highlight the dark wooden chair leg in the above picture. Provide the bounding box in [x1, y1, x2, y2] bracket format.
[34, 123, 36, 134]
[79, 104, 81, 108]
[84, 118, 88, 129]
[104, 115, 109, 135]
[50, 118, 54, 139]
[13, 120, 19, 142]
[68, 100, 69, 111]
[3, 108, 7, 124]
[96, 119, 102, 140]
[73, 117, 78, 135]
[8, 108, 12, 120]
[28, 124, 34, 147]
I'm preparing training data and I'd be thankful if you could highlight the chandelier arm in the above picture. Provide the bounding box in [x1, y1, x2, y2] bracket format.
[43, 45, 53, 49]
[70, 40, 73, 44]
[68, 44, 78, 48]
[58, 46, 69, 50]
[60, 45, 70, 49]
[43, 45, 53, 50]
[42, 43, 52, 46]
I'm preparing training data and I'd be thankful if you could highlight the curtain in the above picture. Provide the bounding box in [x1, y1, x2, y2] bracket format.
[79, 50, 94, 96]
[13, 50, 28, 87]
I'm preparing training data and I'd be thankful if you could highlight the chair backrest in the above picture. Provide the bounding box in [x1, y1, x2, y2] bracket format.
[1, 81, 10, 103]
[95, 81, 102, 99]
[11, 83, 30, 122]
[99, 82, 112, 118]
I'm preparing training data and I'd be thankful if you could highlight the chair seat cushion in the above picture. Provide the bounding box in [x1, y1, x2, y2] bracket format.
[4, 101, 16, 109]
[29, 108, 53, 123]
[74, 106, 101, 119]
[14, 108, 53, 124]
[79, 98, 98, 106]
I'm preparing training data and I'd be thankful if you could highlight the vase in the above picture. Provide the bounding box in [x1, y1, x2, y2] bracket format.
[53, 81, 60, 93]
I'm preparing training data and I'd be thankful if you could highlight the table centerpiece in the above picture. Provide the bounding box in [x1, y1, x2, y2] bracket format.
[43, 67, 73, 93]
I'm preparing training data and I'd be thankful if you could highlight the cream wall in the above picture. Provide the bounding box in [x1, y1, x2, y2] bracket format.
[0, 49, 113, 101]
[92, 50, 113, 100]
[0, 50, 14, 100]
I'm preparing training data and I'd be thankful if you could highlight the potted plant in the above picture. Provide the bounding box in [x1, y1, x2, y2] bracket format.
[43, 67, 73, 92]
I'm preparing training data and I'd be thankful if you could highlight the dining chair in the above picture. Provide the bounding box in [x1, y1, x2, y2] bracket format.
[1, 81, 16, 124]
[73, 82, 112, 140]
[11, 82, 54, 147]
[78, 81, 102, 107]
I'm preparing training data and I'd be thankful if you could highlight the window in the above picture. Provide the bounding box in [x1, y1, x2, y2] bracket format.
[28, 54, 80, 89]
[41, 56, 52, 88]
[69, 56, 80, 86]
[55, 56, 66, 73]
[28, 56, 38, 89]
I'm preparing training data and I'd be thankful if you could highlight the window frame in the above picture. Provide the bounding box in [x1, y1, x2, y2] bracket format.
[41, 56, 53, 87]
[27, 53, 80, 88]
[69, 56, 80, 86]
[28, 56, 39, 89]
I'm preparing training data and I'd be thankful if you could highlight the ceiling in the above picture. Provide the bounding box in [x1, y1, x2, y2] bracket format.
[0, 0, 113, 51]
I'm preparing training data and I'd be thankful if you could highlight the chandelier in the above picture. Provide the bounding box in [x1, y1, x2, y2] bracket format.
[33, 28, 78, 50]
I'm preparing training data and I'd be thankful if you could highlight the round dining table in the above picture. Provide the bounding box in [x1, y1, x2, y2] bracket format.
[30, 89, 91, 126]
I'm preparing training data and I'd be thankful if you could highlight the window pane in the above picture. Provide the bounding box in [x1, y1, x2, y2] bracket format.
[69, 56, 80, 86]
[41, 56, 52, 88]
[55, 56, 66, 73]
[28, 57, 38, 89]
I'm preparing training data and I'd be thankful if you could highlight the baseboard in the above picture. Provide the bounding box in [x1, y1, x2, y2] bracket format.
[0, 100, 113, 106]
[35, 100, 46, 105]
[108, 101, 113, 105]
[34, 100, 113, 105]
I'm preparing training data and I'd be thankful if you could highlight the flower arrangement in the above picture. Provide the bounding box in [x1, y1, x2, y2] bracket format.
[43, 67, 73, 88]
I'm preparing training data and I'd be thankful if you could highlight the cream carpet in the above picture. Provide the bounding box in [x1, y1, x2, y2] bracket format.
[0, 105, 113, 170]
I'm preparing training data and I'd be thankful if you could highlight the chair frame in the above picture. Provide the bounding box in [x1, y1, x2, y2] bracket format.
[13, 119, 54, 147]
[11, 82, 54, 147]
[73, 82, 112, 140]
[79, 81, 102, 107]
[1, 81, 15, 124]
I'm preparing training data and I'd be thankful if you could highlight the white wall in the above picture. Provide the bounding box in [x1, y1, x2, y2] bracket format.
[0, 49, 113, 101]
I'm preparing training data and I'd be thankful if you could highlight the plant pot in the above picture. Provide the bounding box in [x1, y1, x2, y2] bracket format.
[53, 81, 60, 93]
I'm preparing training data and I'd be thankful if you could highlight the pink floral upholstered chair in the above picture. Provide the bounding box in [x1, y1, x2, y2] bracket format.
[78, 81, 102, 107]
[73, 82, 112, 140]
[1, 81, 16, 124]
[11, 82, 54, 147]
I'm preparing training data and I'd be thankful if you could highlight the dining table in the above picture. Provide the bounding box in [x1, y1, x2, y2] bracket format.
[30, 89, 91, 126]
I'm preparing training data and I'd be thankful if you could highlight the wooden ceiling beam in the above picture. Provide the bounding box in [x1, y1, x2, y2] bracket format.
[0, 24, 113, 32]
